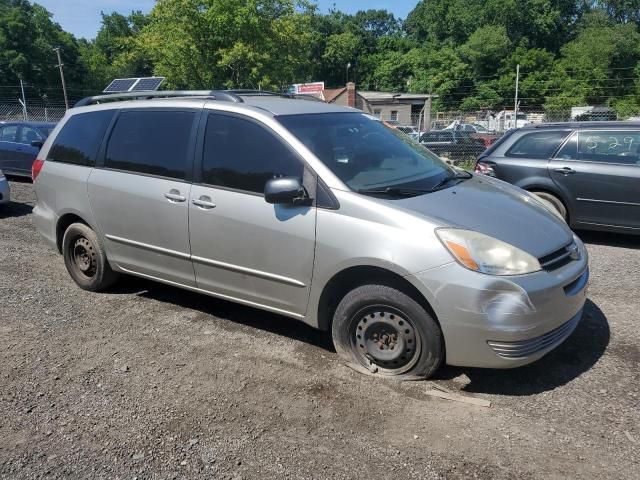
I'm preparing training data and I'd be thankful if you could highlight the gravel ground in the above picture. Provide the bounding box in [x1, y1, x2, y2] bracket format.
[1, 179, 638, 479]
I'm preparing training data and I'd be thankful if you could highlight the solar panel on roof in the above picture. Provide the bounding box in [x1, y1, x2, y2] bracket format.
[103, 78, 138, 93]
[131, 77, 165, 92]
[103, 77, 166, 93]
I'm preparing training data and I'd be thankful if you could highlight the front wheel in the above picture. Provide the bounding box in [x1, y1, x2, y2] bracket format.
[62, 222, 119, 291]
[332, 284, 444, 380]
[531, 191, 568, 222]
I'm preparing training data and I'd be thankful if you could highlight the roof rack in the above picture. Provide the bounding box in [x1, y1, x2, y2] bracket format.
[226, 89, 325, 102]
[74, 88, 327, 108]
[529, 121, 638, 129]
[226, 89, 282, 97]
[74, 90, 244, 107]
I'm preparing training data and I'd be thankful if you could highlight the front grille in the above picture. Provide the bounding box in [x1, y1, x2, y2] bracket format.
[539, 242, 577, 271]
[487, 312, 581, 359]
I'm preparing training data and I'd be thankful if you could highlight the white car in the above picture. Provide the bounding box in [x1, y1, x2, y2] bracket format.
[0, 169, 10, 205]
[396, 125, 421, 142]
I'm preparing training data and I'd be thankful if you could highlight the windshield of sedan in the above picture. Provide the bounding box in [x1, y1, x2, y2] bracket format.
[277, 112, 453, 192]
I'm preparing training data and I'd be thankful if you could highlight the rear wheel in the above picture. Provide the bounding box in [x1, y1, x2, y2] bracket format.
[332, 284, 443, 380]
[62, 222, 119, 291]
[531, 191, 568, 222]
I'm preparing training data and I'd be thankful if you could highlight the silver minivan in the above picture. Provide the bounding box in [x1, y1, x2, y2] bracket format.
[33, 91, 589, 380]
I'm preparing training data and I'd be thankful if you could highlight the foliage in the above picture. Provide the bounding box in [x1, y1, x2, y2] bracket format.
[136, 0, 315, 90]
[0, 0, 86, 100]
[2, 0, 640, 116]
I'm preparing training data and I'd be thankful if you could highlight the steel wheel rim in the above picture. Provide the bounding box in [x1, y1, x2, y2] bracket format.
[71, 237, 97, 278]
[351, 305, 421, 375]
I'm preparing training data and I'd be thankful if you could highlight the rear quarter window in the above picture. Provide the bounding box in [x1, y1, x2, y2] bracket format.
[505, 131, 570, 159]
[47, 110, 115, 166]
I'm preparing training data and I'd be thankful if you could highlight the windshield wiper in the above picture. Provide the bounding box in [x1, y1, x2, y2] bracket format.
[357, 171, 472, 197]
[429, 171, 472, 191]
[357, 186, 432, 197]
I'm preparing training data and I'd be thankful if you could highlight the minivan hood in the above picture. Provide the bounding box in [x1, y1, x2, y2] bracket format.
[391, 175, 573, 258]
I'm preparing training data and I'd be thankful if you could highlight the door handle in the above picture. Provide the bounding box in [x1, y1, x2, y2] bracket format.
[553, 167, 576, 175]
[192, 196, 216, 209]
[164, 190, 186, 202]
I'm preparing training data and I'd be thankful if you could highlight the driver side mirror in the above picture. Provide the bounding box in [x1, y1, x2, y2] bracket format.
[30, 140, 43, 149]
[264, 177, 309, 205]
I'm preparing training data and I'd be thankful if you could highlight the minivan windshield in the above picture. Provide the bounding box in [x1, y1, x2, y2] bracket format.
[277, 112, 455, 193]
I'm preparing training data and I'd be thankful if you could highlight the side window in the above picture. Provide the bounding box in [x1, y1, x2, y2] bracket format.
[576, 130, 640, 165]
[440, 131, 454, 141]
[202, 113, 303, 194]
[48, 111, 114, 166]
[421, 133, 437, 142]
[505, 131, 569, 159]
[555, 133, 577, 160]
[390, 111, 398, 122]
[0, 126, 18, 142]
[105, 110, 196, 179]
[18, 126, 42, 144]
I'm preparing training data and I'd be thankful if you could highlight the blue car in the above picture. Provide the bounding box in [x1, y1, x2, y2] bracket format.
[0, 121, 56, 178]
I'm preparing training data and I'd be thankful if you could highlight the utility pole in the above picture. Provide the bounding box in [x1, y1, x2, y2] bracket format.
[19, 78, 28, 121]
[53, 47, 69, 110]
[514, 64, 520, 122]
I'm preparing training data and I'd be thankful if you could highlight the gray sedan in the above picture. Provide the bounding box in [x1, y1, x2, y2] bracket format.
[475, 122, 640, 234]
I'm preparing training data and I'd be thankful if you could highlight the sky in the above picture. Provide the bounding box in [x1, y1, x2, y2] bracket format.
[36, 1, 419, 40]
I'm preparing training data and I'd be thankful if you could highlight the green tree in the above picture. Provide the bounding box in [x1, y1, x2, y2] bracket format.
[459, 25, 512, 77]
[138, 0, 314, 89]
[79, 11, 152, 92]
[404, 0, 485, 44]
[0, 0, 86, 100]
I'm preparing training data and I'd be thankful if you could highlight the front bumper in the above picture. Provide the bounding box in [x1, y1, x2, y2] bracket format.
[407, 247, 589, 369]
[0, 178, 9, 204]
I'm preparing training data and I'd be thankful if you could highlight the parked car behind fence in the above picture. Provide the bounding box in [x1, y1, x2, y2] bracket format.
[0, 121, 56, 178]
[420, 129, 487, 161]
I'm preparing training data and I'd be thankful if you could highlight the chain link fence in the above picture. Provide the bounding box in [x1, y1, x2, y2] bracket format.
[3, 82, 638, 168]
[0, 100, 67, 123]
[377, 105, 637, 166]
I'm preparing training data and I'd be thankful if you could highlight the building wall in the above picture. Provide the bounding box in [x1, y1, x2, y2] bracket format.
[330, 92, 414, 125]
[365, 104, 412, 125]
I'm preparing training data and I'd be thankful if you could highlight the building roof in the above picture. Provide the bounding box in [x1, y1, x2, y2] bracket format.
[323, 88, 346, 103]
[357, 91, 437, 104]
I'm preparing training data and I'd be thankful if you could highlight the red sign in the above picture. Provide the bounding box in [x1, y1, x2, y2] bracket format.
[295, 82, 325, 94]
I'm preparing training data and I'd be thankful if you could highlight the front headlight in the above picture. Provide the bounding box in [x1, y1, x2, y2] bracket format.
[436, 228, 542, 276]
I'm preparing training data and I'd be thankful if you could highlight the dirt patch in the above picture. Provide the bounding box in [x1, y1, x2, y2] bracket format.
[1, 180, 639, 479]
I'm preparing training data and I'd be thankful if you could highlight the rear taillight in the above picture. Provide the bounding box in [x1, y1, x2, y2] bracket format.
[474, 161, 496, 177]
[32, 158, 44, 181]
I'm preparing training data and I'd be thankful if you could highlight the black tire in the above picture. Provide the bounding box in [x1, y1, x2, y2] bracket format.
[332, 284, 444, 380]
[62, 222, 119, 291]
[531, 191, 568, 222]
